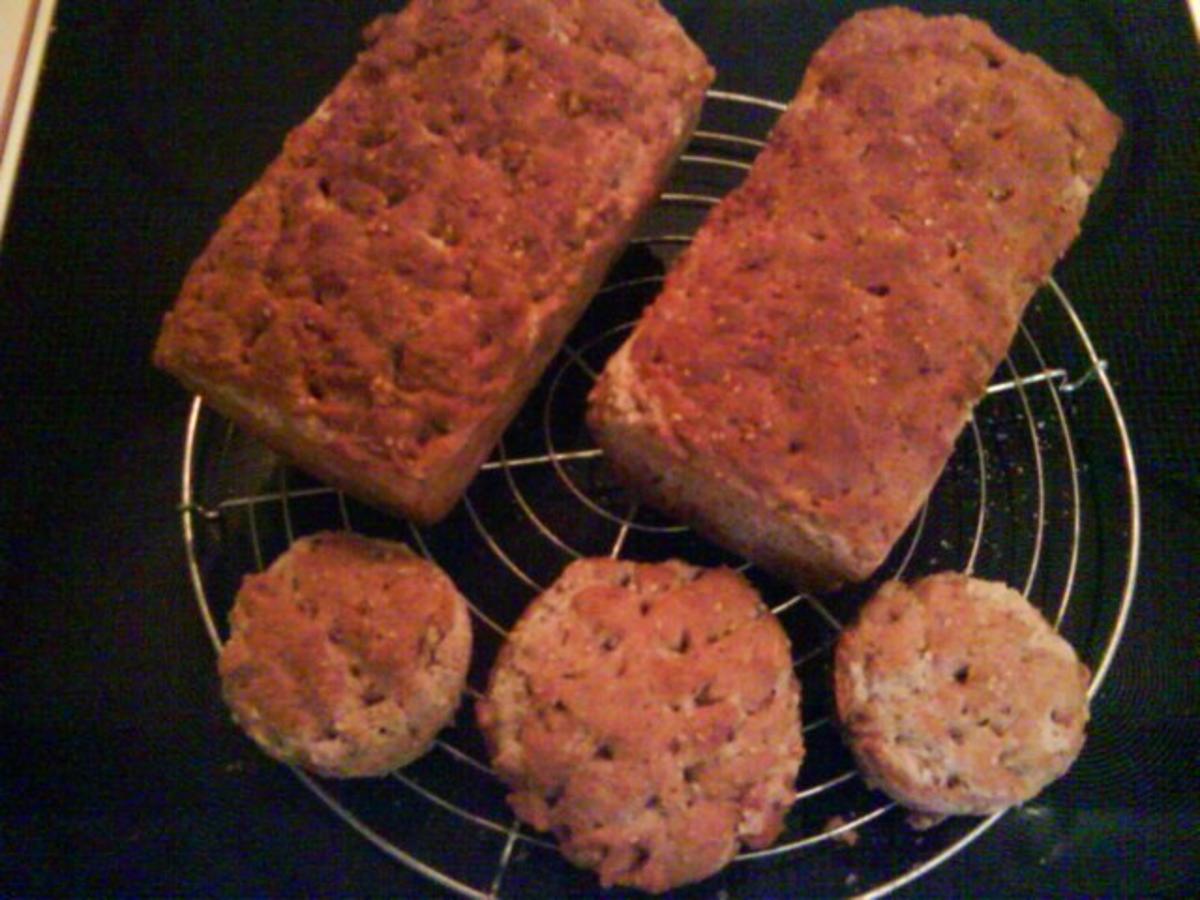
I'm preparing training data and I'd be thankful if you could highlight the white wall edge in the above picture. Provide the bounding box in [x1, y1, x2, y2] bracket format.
[0, 0, 59, 249]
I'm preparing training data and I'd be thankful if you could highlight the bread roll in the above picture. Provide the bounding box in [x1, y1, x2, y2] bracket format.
[478, 558, 803, 892]
[219, 532, 472, 777]
[835, 573, 1090, 816]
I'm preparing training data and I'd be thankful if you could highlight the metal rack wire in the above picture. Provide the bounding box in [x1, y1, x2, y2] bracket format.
[177, 91, 1139, 898]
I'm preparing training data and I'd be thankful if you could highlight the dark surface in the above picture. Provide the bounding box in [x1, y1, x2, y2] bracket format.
[1, 0, 1197, 896]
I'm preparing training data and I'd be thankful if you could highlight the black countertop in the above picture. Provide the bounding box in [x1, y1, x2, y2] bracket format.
[2, 1, 1197, 896]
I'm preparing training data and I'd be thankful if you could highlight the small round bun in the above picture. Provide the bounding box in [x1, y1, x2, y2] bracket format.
[219, 531, 472, 777]
[835, 573, 1090, 816]
[478, 558, 803, 893]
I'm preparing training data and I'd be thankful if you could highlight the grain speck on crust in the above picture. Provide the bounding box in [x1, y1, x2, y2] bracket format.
[218, 531, 472, 777]
[834, 573, 1089, 816]
[478, 558, 804, 893]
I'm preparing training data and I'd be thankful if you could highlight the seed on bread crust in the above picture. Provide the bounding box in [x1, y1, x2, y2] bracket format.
[835, 573, 1089, 816]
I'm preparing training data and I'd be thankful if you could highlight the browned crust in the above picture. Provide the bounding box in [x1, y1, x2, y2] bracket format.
[477, 559, 804, 893]
[589, 6, 1121, 588]
[218, 532, 473, 777]
[834, 573, 1090, 816]
[155, 0, 713, 523]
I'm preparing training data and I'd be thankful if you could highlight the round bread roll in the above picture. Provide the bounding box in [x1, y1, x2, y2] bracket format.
[218, 531, 472, 777]
[835, 573, 1090, 816]
[477, 558, 804, 893]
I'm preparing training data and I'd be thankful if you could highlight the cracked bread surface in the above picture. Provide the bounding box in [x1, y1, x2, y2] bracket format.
[154, 0, 713, 523]
[218, 532, 472, 777]
[834, 573, 1090, 816]
[477, 558, 803, 893]
[588, 6, 1121, 589]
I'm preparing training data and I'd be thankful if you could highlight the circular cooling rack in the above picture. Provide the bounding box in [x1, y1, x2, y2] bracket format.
[177, 92, 1140, 898]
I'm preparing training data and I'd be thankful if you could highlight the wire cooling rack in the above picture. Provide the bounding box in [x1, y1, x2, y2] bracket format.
[176, 92, 1140, 898]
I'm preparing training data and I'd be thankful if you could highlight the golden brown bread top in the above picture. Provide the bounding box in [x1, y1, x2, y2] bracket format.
[155, 0, 711, 495]
[218, 532, 472, 776]
[619, 7, 1121, 576]
[477, 559, 803, 892]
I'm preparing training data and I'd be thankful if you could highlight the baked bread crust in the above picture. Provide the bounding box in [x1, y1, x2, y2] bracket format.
[588, 7, 1121, 588]
[155, 0, 713, 523]
[477, 559, 803, 893]
[834, 573, 1090, 816]
[218, 532, 472, 777]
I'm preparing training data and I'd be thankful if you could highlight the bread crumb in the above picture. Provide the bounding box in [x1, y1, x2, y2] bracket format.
[906, 811, 948, 831]
[824, 815, 861, 847]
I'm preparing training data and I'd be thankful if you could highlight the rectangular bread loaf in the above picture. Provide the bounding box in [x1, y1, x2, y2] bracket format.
[154, 0, 712, 523]
[588, 7, 1121, 589]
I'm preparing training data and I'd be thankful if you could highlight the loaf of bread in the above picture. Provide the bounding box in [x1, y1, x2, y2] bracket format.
[588, 7, 1121, 589]
[155, 0, 712, 523]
